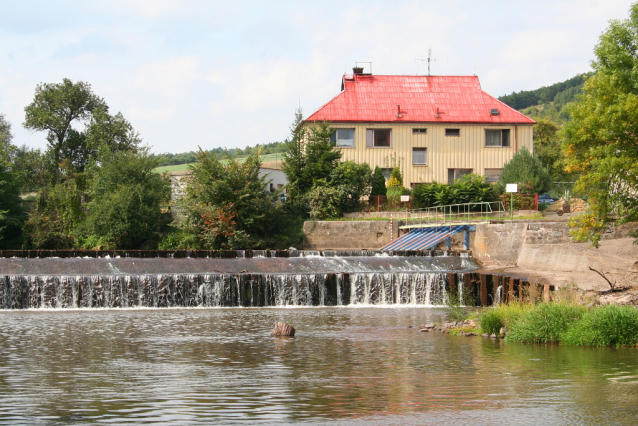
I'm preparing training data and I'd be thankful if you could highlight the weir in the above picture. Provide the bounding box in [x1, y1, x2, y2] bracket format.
[0, 250, 483, 309]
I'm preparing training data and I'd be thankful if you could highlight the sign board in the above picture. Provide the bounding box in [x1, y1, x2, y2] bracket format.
[400, 195, 411, 202]
[505, 184, 518, 193]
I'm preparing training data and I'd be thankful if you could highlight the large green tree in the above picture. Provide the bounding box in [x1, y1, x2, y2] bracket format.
[77, 149, 170, 249]
[281, 110, 342, 200]
[23, 79, 140, 177]
[562, 2, 638, 245]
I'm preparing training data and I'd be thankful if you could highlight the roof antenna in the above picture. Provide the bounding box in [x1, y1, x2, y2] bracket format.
[415, 50, 427, 75]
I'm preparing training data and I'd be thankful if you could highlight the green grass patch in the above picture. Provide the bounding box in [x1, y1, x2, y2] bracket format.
[479, 309, 504, 335]
[506, 303, 586, 344]
[562, 305, 638, 347]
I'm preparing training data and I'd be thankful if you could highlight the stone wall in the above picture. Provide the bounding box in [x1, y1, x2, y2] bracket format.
[303, 220, 396, 250]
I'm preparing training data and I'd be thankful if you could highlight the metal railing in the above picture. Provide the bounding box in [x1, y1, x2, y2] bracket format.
[401, 201, 507, 229]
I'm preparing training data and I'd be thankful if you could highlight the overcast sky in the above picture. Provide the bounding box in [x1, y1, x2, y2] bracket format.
[0, 0, 634, 154]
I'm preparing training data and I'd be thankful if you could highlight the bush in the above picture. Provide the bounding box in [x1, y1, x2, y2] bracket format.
[506, 303, 586, 343]
[479, 309, 504, 334]
[500, 146, 551, 194]
[411, 174, 496, 209]
[562, 305, 638, 347]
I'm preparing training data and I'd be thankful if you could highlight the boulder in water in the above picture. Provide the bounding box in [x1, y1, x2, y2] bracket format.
[272, 322, 295, 337]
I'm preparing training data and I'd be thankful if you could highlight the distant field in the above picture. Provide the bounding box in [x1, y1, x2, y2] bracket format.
[153, 153, 284, 174]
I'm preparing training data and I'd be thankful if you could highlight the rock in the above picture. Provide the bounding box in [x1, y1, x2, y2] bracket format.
[467, 320, 478, 328]
[466, 332, 476, 337]
[490, 334, 497, 339]
[499, 326, 508, 337]
[271, 322, 295, 337]
[420, 323, 435, 329]
[482, 333, 490, 338]
[419, 329, 430, 332]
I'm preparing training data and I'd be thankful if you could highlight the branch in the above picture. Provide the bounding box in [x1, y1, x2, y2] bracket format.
[588, 266, 616, 290]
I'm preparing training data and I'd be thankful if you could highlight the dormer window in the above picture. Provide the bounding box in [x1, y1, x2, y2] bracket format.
[490, 109, 500, 116]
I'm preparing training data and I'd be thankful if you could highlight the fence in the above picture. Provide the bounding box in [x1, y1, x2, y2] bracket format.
[401, 201, 507, 228]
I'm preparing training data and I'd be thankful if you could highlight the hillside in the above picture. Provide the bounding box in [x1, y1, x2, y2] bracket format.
[498, 73, 593, 123]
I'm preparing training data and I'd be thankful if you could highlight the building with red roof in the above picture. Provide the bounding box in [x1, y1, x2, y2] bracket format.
[305, 69, 535, 186]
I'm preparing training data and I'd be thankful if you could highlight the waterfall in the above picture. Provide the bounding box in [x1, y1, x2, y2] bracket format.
[0, 271, 459, 309]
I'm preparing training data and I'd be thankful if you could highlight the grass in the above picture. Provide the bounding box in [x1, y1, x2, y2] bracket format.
[562, 305, 638, 347]
[506, 303, 587, 343]
[153, 153, 283, 174]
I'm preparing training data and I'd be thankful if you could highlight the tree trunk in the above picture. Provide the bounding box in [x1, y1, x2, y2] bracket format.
[271, 322, 295, 337]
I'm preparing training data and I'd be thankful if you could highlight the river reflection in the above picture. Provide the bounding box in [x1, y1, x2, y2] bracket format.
[0, 307, 637, 424]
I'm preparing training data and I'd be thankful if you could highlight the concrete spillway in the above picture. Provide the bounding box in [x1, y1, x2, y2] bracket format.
[0, 253, 480, 309]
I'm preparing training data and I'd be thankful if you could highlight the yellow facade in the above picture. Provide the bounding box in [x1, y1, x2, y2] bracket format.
[328, 123, 534, 187]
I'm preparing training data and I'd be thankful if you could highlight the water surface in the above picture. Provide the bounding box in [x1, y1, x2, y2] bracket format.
[0, 308, 637, 424]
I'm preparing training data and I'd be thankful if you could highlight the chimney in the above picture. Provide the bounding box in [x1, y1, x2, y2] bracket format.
[353, 66, 364, 75]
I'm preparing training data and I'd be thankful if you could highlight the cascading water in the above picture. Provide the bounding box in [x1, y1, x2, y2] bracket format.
[0, 251, 479, 309]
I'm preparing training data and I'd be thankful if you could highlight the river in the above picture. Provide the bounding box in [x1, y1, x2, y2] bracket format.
[0, 307, 637, 425]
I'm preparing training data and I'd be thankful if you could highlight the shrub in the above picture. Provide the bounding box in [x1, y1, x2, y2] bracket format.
[479, 309, 504, 334]
[506, 303, 586, 343]
[562, 305, 638, 347]
[370, 166, 387, 197]
[500, 146, 551, 194]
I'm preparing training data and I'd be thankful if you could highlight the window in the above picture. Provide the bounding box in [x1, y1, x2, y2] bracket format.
[366, 129, 391, 147]
[330, 128, 355, 147]
[484, 168, 502, 184]
[485, 129, 510, 147]
[448, 168, 473, 184]
[445, 128, 460, 137]
[380, 168, 393, 180]
[412, 148, 427, 165]
[413, 128, 427, 134]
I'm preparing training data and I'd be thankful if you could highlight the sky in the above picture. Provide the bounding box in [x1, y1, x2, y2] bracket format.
[0, 0, 634, 154]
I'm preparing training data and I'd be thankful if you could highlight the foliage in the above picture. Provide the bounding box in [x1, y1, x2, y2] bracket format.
[0, 117, 27, 247]
[533, 118, 570, 181]
[307, 161, 373, 219]
[370, 166, 387, 197]
[281, 110, 342, 200]
[499, 73, 591, 111]
[25, 177, 86, 249]
[23, 78, 140, 178]
[446, 293, 469, 322]
[506, 303, 586, 344]
[77, 149, 170, 249]
[178, 149, 294, 249]
[411, 174, 497, 209]
[157, 226, 201, 250]
[308, 182, 343, 220]
[500, 147, 551, 194]
[479, 309, 504, 335]
[562, 3, 638, 246]
[389, 167, 403, 187]
[562, 305, 638, 347]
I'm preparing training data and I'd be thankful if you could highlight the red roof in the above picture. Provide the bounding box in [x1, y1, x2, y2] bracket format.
[305, 74, 535, 124]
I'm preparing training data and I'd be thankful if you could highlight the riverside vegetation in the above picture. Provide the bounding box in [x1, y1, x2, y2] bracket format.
[438, 299, 638, 348]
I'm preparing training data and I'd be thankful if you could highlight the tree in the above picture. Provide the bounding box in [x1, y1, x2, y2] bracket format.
[330, 161, 372, 212]
[281, 110, 342, 200]
[23, 79, 140, 177]
[562, 2, 638, 246]
[0, 115, 26, 247]
[500, 147, 551, 194]
[177, 149, 281, 249]
[77, 148, 170, 249]
[534, 118, 565, 181]
[24, 79, 106, 174]
[370, 166, 387, 197]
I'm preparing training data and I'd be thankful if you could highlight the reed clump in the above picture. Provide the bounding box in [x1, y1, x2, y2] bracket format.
[506, 303, 586, 343]
[475, 302, 638, 347]
[562, 304, 638, 347]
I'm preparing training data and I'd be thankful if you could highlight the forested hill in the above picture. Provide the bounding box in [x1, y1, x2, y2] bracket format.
[498, 72, 593, 123]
